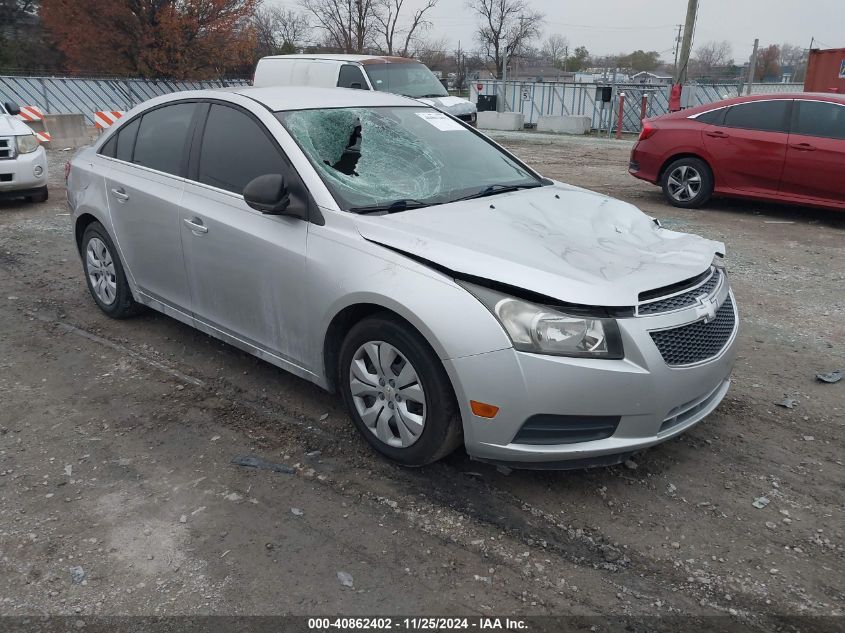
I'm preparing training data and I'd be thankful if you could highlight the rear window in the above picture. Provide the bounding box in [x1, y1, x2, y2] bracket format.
[723, 100, 790, 133]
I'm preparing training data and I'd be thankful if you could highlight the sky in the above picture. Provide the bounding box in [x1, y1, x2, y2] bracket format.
[270, 0, 842, 62]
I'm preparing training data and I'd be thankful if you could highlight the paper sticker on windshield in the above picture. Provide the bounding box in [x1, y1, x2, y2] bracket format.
[416, 111, 465, 131]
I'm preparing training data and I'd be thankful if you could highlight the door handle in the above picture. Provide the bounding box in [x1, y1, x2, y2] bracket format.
[111, 187, 129, 202]
[183, 218, 208, 234]
[789, 142, 816, 151]
[705, 130, 728, 138]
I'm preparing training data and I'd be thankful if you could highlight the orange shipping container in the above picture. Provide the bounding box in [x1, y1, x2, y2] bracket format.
[804, 48, 845, 93]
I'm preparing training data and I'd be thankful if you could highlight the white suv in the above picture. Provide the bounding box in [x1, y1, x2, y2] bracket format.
[0, 101, 49, 203]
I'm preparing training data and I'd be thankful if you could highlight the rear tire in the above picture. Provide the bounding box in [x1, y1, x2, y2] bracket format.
[338, 315, 462, 466]
[661, 157, 713, 208]
[27, 187, 48, 203]
[81, 222, 143, 319]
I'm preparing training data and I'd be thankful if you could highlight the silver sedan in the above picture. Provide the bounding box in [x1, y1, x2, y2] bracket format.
[67, 86, 739, 468]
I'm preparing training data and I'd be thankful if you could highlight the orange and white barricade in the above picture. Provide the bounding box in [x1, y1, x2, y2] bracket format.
[15, 106, 51, 143]
[94, 110, 124, 130]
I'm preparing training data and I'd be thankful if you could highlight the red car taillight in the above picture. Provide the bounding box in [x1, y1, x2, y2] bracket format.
[64, 161, 71, 182]
[639, 122, 657, 141]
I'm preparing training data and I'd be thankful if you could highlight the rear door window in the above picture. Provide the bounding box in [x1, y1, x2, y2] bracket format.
[792, 100, 845, 140]
[337, 64, 367, 89]
[115, 118, 140, 162]
[133, 103, 198, 176]
[695, 107, 726, 125]
[197, 104, 287, 195]
[723, 100, 791, 133]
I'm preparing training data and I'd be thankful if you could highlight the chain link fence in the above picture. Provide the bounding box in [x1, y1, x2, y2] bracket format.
[0, 75, 250, 124]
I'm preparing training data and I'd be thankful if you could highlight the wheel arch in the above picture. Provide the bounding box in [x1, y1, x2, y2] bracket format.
[74, 213, 102, 254]
[322, 301, 449, 395]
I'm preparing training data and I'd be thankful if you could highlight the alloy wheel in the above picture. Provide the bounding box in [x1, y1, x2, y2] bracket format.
[349, 341, 426, 448]
[667, 165, 702, 202]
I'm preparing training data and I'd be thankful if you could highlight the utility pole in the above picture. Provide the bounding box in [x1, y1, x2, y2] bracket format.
[745, 38, 759, 95]
[499, 46, 508, 112]
[514, 14, 524, 82]
[677, 0, 698, 84]
[608, 62, 618, 138]
[672, 24, 683, 77]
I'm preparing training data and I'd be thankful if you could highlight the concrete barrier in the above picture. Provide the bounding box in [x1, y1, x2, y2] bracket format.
[43, 113, 89, 148]
[537, 115, 592, 135]
[477, 111, 525, 131]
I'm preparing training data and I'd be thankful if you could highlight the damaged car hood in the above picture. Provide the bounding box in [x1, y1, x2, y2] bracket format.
[355, 183, 724, 307]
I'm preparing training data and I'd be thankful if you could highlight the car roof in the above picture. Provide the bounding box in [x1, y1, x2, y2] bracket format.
[659, 91, 845, 119]
[259, 54, 419, 65]
[229, 85, 419, 111]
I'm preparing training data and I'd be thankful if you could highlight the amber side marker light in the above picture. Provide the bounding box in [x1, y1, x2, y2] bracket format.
[470, 400, 500, 418]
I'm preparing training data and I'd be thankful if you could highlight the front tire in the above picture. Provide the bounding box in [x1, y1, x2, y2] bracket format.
[81, 222, 143, 319]
[27, 187, 49, 203]
[338, 315, 462, 466]
[661, 157, 713, 208]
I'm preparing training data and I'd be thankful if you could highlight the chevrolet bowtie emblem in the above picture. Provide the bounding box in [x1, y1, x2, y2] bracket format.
[694, 295, 719, 323]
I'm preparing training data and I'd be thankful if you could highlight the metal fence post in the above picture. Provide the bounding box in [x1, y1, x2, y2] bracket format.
[39, 78, 50, 113]
[616, 92, 626, 139]
[640, 93, 648, 127]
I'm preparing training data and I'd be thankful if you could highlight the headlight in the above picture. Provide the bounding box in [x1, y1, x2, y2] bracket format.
[16, 134, 38, 154]
[458, 280, 624, 358]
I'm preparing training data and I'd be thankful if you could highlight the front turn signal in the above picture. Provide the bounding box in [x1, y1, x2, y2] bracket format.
[470, 400, 500, 419]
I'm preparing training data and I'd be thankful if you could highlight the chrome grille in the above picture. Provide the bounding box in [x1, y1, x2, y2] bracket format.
[650, 296, 736, 366]
[639, 268, 722, 315]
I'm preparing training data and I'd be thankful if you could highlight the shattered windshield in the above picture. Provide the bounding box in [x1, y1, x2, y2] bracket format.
[363, 62, 449, 98]
[277, 107, 539, 212]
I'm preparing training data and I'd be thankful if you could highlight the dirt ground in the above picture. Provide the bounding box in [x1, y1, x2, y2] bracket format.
[0, 134, 842, 627]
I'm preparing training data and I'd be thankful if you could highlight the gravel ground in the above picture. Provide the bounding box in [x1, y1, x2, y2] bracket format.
[0, 134, 842, 627]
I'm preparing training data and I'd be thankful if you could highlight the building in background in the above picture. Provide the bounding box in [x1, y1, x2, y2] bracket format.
[630, 71, 673, 85]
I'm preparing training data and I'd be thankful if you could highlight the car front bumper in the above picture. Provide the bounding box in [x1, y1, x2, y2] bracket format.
[445, 285, 739, 468]
[0, 145, 48, 194]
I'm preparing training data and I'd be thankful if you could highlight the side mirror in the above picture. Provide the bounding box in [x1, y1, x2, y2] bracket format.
[4, 101, 21, 116]
[244, 174, 290, 214]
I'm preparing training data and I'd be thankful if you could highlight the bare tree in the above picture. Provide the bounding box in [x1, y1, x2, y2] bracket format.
[779, 43, 807, 81]
[373, 0, 438, 57]
[254, 6, 312, 56]
[692, 40, 733, 78]
[299, 0, 378, 54]
[411, 35, 448, 68]
[467, 0, 544, 78]
[542, 34, 568, 69]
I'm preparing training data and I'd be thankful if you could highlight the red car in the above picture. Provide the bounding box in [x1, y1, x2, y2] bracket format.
[629, 93, 845, 211]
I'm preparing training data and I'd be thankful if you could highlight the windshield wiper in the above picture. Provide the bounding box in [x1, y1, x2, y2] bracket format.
[349, 199, 434, 215]
[450, 183, 543, 203]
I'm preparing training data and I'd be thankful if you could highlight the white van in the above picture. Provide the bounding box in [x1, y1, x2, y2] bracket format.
[253, 54, 477, 125]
